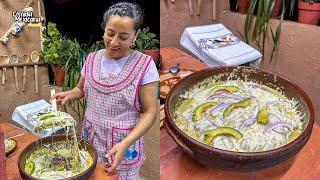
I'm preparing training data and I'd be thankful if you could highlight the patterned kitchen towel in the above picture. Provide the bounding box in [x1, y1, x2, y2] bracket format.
[12, 99, 64, 137]
[180, 23, 262, 67]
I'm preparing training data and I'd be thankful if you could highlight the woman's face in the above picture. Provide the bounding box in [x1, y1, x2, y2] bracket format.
[103, 15, 137, 59]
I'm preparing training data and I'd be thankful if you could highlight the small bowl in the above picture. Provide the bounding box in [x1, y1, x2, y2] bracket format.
[18, 134, 98, 180]
[5, 139, 16, 156]
[164, 66, 314, 171]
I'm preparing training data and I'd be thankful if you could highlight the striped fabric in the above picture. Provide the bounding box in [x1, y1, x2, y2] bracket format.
[82, 49, 151, 179]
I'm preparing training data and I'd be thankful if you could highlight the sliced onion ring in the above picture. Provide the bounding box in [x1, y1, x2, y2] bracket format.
[205, 111, 220, 127]
[209, 102, 230, 114]
[272, 126, 291, 134]
[207, 91, 244, 101]
[239, 118, 256, 130]
[207, 91, 226, 99]
[264, 121, 294, 134]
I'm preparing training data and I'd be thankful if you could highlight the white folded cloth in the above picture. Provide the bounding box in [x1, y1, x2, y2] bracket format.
[12, 99, 64, 137]
[180, 23, 262, 67]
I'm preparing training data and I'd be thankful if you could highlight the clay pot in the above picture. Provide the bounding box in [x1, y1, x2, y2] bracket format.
[51, 65, 65, 87]
[165, 66, 314, 171]
[18, 134, 98, 180]
[298, 1, 320, 25]
[271, 0, 283, 18]
[144, 49, 160, 68]
[238, 0, 251, 14]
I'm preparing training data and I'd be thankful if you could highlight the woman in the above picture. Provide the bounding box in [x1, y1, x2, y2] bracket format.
[53, 2, 159, 179]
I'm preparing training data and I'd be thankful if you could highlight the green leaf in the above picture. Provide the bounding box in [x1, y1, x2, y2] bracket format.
[289, 0, 296, 16]
[243, 0, 285, 63]
[134, 27, 159, 50]
[244, 0, 257, 43]
[270, 0, 286, 63]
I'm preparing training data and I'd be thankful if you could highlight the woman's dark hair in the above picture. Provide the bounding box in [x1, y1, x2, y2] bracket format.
[101, 2, 144, 31]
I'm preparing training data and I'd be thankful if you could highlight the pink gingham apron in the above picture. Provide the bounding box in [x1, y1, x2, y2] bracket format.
[81, 49, 152, 178]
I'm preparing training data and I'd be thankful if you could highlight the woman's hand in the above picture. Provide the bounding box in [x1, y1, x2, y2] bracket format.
[104, 141, 129, 173]
[51, 78, 85, 105]
[51, 91, 72, 105]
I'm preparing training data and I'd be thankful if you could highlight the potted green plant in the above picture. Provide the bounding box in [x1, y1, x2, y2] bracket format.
[42, 22, 69, 86]
[62, 40, 104, 122]
[134, 27, 160, 68]
[238, 0, 283, 17]
[298, 0, 320, 25]
[244, 0, 290, 63]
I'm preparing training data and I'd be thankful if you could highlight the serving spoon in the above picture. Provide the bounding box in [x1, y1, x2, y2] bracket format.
[197, 0, 202, 15]
[0, 55, 9, 85]
[31, 51, 40, 93]
[50, 89, 57, 112]
[9, 54, 19, 92]
[169, 63, 180, 74]
[21, 55, 29, 92]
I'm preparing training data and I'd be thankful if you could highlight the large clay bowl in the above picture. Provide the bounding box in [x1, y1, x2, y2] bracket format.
[164, 66, 314, 171]
[18, 134, 98, 179]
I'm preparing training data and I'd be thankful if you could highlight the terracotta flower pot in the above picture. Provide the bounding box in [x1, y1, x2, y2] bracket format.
[271, 0, 283, 18]
[238, 0, 251, 14]
[144, 49, 160, 68]
[51, 65, 65, 87]
[298, 1, 320, 25]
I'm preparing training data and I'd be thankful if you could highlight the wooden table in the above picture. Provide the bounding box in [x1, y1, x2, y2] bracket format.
[1, 122, 118, 180]
[159, 47, 320, 179]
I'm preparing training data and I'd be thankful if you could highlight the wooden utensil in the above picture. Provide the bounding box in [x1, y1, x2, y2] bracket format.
[0, 55, 9, 85]
[212, 0, 216, 20]
[160, 104, 165, 128]
[38, 0, 44, 51]
[9, 54, 19, 92]
[31, 51, 40, 93]
[21, 55, 29, 92]
[50, 89, 57, 111]
[197, 0, 202, 15]
[188, 0, 193, 16]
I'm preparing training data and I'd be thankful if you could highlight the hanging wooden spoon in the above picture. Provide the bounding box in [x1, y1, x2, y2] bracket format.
[9, 54, 19, 92]
[21, 55, 29, 92]
[197, 0, 202, 16]
[0, 55, 9, 85]
[188, 0, 194, 16]
[31, 51, 40, 93]
[212, 0, 216, 20]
